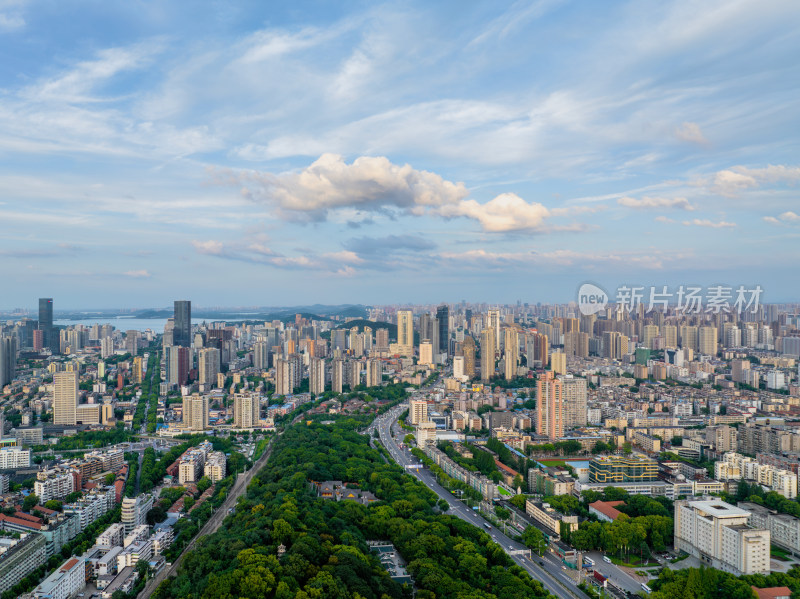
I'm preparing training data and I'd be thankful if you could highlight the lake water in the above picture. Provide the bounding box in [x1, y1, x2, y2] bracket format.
[55, 317, 251, 332]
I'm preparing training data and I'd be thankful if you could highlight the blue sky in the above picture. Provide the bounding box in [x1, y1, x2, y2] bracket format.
[1, 0, 799, 309]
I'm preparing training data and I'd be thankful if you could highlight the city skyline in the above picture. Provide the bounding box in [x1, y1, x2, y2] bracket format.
[1, 1, 799, 307]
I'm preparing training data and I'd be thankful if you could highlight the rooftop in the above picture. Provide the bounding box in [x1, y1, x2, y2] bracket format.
[688, 500, 750, 518]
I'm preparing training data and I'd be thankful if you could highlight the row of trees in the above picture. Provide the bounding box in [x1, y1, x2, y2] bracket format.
[155, 418, 555, 599]
[647, 564, 800, 599]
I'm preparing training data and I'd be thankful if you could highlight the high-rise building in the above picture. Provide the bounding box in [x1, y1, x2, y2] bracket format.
[453, 356, 465, 379]
[125, 330, 140, 356]
[409, 400, 428, 425]
[198, 348, 220, 387]
[309, 357, 325, 394]
[732, 358, 751, 384]
[699, 326, 718, 356]
[663, 324, 678, 349]
[503, 327, 519, 380]
[419, 341, 433, 366]
[0, 335, 17, 388]
[166, 345, 190, 386]
[461, 335, 476, 378]
[365, 358, 382, 387]
[487, 308, 501, 348]
[528, 332, 548, 367]
[253, 342, 270, 371]
[643, 325, 660, 349]
[100, 336, 114, 359]
[233, 392, 260, 429]
[173, 300, 192, 348]
[436, 305, 449, 355]
[680, 325, 699, 351]
[375, 328, 389, 352]
[53, 371, 78, 425]
[275, 358, 292, 395]
[38, 298, 57, 353]
[536, 371, 563, 441]
[396, 310, 414, 356]
[480, 327, 496, 382]
[182, 395, 208, 431]
[561, 376, 587, 428]
[418, 313, 438, 356]
[132, 356, 143, 384]
[550, 351, 566, 375]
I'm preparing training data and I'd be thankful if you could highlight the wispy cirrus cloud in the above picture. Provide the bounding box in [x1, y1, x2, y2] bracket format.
[618, 196, 694, 210]
[192, 238, 362, 276]
[682, 218, 736, 229]
[123, 270, 151, 278]
[674, 122, 708, 146]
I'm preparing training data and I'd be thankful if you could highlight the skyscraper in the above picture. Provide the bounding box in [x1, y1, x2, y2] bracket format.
[331, 358, 344, 393]
[53, 370, 78, 425]
[536, 371, 563, 441]
[0, 335, 17, 388]
[461, 335, 476, 378]
[275, 358, 292, 395]
[396, 310, 414, 356]
[562, 376, 588, 428]
[198, 348, 220, 388]
[173, 300, 191, 348]
[503, 327, 519, 380]
[309, 357, 325, 394]
[699, 326, 718, 356]
[436, 305, 449, 355]
[166, 345, 190, 386]
[480, 327, 496, 382]
[253, 342, 270, 371]
[38, 298, 57, 353]
[365, 358, 382, 387]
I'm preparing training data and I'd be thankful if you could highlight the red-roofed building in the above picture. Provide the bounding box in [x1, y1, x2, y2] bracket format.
[14, 511, 43, 524]
[589, 500, 625, 522]
[0, 513, 43, 530]
[752, 588, 791, 599]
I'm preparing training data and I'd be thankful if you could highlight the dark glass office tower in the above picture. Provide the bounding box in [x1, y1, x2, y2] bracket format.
[173, 300, 192, 347]
[436, 304, 449, 354]
[38, 298, 56, 352]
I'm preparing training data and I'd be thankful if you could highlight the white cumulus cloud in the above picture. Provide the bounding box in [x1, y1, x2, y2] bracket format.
[712, 164, 800, 197]
[227, 153, 469, 221]
[438, 193, 551, 232]
[763, 211, 800, 225]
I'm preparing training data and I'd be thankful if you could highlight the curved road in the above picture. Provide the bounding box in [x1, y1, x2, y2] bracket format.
[367, 403, 581, 599]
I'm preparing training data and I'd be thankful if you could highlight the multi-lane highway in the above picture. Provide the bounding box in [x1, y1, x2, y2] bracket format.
[368, 403, 581, 599]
